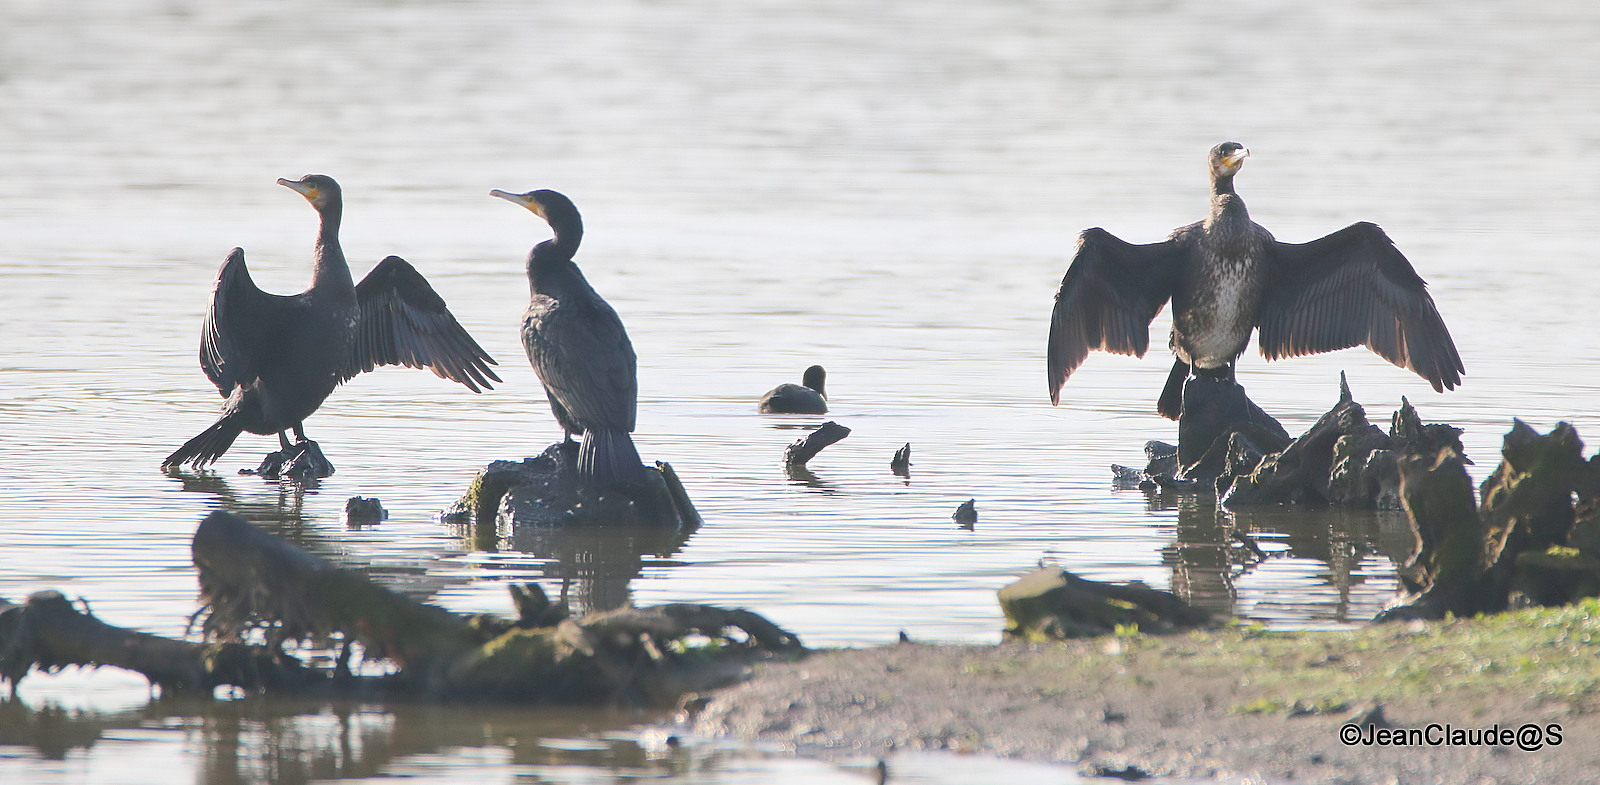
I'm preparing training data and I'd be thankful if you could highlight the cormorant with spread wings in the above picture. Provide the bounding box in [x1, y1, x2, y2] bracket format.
[1047, 142, 1462, 419]
[163, 174, 500, 474]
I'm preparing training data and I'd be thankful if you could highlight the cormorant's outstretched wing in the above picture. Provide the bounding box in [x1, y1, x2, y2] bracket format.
[344, 256, 501, 391]
[522, 294, 637, 432]
[201, 247, 297, 396]
[1047, 227, 1186, 404]
[1258, 222, 1462, 391]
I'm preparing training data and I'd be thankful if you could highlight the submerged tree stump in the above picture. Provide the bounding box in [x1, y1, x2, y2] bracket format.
[890, 443, 912, 477]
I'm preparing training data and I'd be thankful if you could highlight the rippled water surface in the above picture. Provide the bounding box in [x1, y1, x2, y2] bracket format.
[3, 1, 1598, 782]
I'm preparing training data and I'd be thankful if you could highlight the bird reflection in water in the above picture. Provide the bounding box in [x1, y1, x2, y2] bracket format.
[163, 470, 316, 542]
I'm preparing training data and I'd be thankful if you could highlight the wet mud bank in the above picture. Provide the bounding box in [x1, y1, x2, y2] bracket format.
[694, 602, 1600, 784]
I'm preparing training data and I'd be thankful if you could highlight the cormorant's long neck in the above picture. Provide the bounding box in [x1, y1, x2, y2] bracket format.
[310, 198, 354, 295]
[1207, 173, 1247, 226]
[548, 211, 583, 260]
[527, 241, 581, 295]
[1211, 171, 1238, 198]
[527, 212, 585, 294]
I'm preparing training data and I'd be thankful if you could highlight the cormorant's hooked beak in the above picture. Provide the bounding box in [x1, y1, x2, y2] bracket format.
[278, 177, 317, 200]
[1223, 147, 1250, 169]
[490, 189, 546, 220]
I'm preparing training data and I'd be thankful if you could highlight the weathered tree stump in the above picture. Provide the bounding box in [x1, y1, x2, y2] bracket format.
[244, 439, 336, 481]
[344, 496, 387, 524]
[1119, 374, 1460, 509]
[1376, 420, 1600, 621]
[1223, 377, 1374, 506]
[1176, 374, 1291, 467]
[1203, 375, 1464, 510]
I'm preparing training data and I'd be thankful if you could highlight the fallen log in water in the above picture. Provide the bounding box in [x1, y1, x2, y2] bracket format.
[0, 511, 800, 705]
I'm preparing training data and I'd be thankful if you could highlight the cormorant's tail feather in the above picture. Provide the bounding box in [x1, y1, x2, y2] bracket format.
[1157, 359, 1190, 421]
[577, 429, 646, 488]
[162, 416, 244, 468]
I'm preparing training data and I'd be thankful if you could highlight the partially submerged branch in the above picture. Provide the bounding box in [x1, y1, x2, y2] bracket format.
[784, 421, 851, 468]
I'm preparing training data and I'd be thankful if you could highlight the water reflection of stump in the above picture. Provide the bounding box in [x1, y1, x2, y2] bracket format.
[1162, 496, 1241, 617]
[1160, 498, 1403, 622]
[445, 443, 703, 616]
[0, 697, 673, 782]
[511, 524, 698, 616]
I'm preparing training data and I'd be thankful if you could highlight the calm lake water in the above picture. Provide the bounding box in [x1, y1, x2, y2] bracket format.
[2, 0, 1598, 782]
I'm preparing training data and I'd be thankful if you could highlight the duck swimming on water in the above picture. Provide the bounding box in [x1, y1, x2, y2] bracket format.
[491, 188, 646, 488]
[163, 174, 501, 474]
[758, 365, 828, 414]
[1047, 142, 1463, 418]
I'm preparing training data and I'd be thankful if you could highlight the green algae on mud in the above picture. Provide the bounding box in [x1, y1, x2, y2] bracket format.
[1134, 600, 1600, 715]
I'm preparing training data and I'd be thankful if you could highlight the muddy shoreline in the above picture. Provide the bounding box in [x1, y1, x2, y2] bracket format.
[694, 602, 1600, 784]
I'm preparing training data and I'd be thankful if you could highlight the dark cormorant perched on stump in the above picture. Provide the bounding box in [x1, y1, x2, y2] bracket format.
[490, 188, 646, 488]
[163, 174, 500, 475]
[1047, 142, 1463, 419]
[758, 365, 829, 414]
